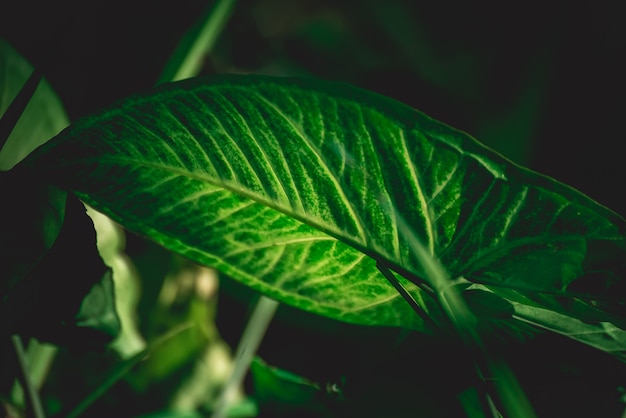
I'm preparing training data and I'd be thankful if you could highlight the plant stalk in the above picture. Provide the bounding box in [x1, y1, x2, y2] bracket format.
[11, 335, 45, 418]
[383, 205, 537, 418]
[211, 295, 279, 418]
[376, 261, 439, 331]
[157, 0, 237, 84]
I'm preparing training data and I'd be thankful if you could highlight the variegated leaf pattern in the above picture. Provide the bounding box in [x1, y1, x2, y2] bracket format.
[20, 75, 625, 343]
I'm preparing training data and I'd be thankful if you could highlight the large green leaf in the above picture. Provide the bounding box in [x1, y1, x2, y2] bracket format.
[19, 75, 625, 341]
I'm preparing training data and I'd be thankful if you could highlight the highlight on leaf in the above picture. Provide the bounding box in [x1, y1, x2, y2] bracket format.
[17, 74, 625, 359]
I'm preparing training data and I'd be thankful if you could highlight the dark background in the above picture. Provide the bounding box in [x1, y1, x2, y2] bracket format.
[2, 0, 623, 217]
[2, 0, 625, 416]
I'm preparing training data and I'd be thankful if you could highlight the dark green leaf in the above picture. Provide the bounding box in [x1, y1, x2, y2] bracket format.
[0, 171, 66, 294]
[1, 193, 120, 346]
[251, 357, 329, 416]
[20, 75, 625, 350]
[73, 269, 121, 340]
[463, 289, 514, 319]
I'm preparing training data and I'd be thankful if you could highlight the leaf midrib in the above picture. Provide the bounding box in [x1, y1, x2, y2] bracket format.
[67, 155, 369, 251]
[64, 156, 622, 289]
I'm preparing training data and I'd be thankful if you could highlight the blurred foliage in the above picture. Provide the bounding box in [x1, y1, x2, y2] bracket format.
[1, 0, 625, 416]
[0, 38, 68, 170]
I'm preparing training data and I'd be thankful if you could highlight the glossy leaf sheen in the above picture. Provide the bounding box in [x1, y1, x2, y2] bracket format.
[23, 75, 625, 335]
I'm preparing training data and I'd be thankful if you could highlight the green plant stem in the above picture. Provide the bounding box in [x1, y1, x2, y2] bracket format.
[386, 207, 537, 418]
[11, 335, 45, 418]
[376, 258, 506, 418]
[60, 323, 192, 418]
[376, 261, 438, 331]
[211, 295, 279, 418]
[63, 349, 149, 418]
[157, 0, 237, 84]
